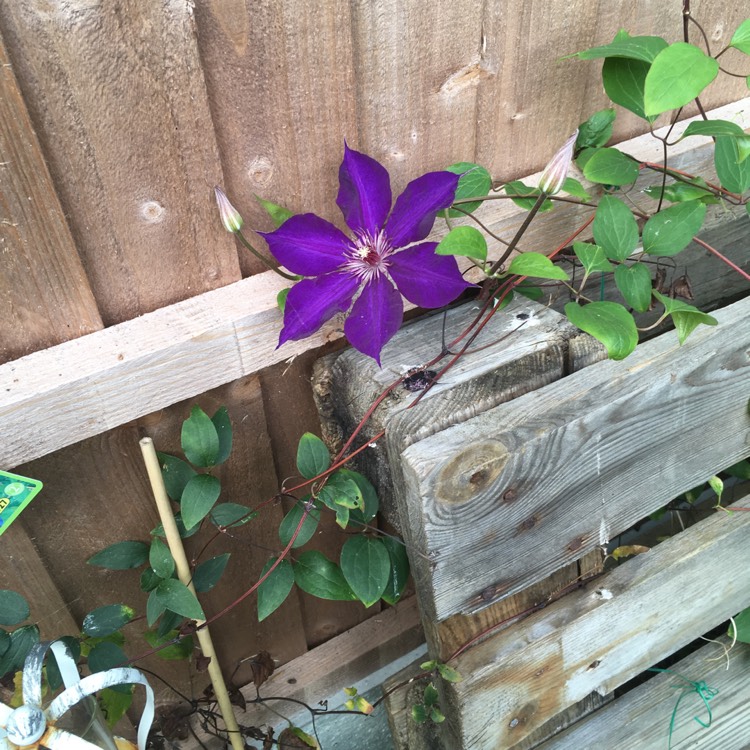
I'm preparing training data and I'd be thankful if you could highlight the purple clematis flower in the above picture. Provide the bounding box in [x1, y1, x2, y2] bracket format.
[260, 144, 472, 364]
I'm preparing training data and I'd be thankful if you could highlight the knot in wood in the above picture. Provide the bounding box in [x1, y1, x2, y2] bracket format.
[435, 440, 508, 506]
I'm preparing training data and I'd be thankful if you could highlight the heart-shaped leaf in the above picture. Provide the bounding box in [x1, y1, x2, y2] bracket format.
[565, 301, 638, 360]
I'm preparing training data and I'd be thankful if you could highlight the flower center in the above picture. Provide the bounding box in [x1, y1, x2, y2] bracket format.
[344, 230, 393, 281]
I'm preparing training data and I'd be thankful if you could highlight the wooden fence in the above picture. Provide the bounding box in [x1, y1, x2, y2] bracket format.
[0, 0, 749, 733]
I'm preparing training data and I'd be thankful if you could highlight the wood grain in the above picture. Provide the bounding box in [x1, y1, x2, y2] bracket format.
[444, 495, 750, 748]
[0, 28, 102, 364]
[0, 1, 241, 325]
[534, 636, 750, 749]
[474, 1, 750, 181]
[194, 0, 358, 276]
[395, 295, 750, 622]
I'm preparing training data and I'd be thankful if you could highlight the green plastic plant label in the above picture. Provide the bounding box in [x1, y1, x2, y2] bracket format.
[0, 470, 42, 536]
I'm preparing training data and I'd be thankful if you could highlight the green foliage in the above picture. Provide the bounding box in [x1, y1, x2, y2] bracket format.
[576, 109, 616, 150]
[614, 264, 652, 313]
[143, 630, 194, 660]
[380, 536, 411, 606]
[0, 625, 39, 676]
[193, 554, 231, 593]
[99, 686, 134, 728]
[729, 607, 750, 643]
[210, 502, 256, 527]
[279, 500, 320, 548]
[565, 302, 638, 360]
[157, 453, 196, 500]
[293, 551, 356, 601]
[258, 557, 295, 621]
[88, 541, 150, 570]
[652, 291, 718, 344]
[181, 406, 221, 468]
[573, 243, 614, 275]
[581, 148, 639, 186]
[642, 200, 706, 256]
[593, 196, 639, 262]
[149, 537, 175, 579]
[255, 195, 294, 227]
[435, 226, 488, 263]
[87, 641, 128, 672]
[147, 579, 205, 626]
[714, 136, 750, 193]
[503, 180, 553, 211]
[296, 432, 331, 479]
[506, 252, 568, 281]
[442, 162, 493, 217]
[340, 536, 390, 608]
[0, 591, 29, 626]
[181, 474, 222, 530]
[82, 605, 135, 638]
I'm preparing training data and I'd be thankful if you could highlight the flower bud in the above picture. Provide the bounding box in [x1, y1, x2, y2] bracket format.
[538, 130, 578, 196]
[214, 186, 243, 233]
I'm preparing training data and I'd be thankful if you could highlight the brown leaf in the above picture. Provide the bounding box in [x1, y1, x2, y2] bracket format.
[277, 727, 315, 748]
[671, 274, 693, 300]
[228, 686, 247, 712]
[195, 654, 212, 673]
[156, 703, 193, 741]
[248, 650, 276, 690]
[262, 727, 275, 750]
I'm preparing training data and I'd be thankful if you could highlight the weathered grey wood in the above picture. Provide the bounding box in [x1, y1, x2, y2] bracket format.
[393, 295, 750, 623]
[535, 635, 749, 749]
[443, 495, 750, 748]
[314, 296, 604, 529]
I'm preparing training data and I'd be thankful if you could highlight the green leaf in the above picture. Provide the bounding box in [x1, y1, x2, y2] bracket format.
[411, 704, 428, 723]
[0, 591, 29, 626]
[88, 641, 127, 672]
[340, 537, 390, 608]
[277, 287, 290, 313]
[156, 609, 184, 639]
[725, 459, 750, 480]
[681, 119, 746, 139]
[602, 57, 653, 121]
[430, 707, 446, 723]
[515, 283, 543, 301]
[506, 252, 568, 280]
[714, 136, 750, 193]
[149, 537, 175, 579]
[152, 513, 201, 540]
[99, 686, 134, 728]
[0, 631, 9, 658]
[82, 604, 135, 638]
[210, 502, 256, 528]
[255, 195, 294, 227]
[211, 407, 233, 465]
[573, 242, 614, 274]
[193, 554, 231, 593]
[503, 180, 553, 211]
[615, 263, 652, 312]
[157, 453, 197, 501]
[561, 177, 592, 201]
[574, 31, 668, 62]
[258, 557, 294, 621]
[642, 200, 706, 256]
[181, 473, 222, 531]
[729, 19, 750, 54]
[88, 541, 149, 570]
[140, 567, 162, 593]
[153, 579, 205, 622]
[293, 551, 356, 601]
[181, 406, 220, 468]
[437, 663, 463, 683]
[380, 536, 410, 606]
[644, 43, 719, 117]
[286, 727, 319, 748]
[296, 432, 331, 479]
[420, 660, 437, 671]
[339, 469, 379, 524]
[46, 637, 80, 690]
[146, 590, 167, 627]
[652, 291, 718, 344]
[576, 109, 616, 150]
[279, 500, 320, 548]
[582, 148, 639, 186]
[442, 163, 492, 217]
[423, 683, 439, 707]
[321, 473, 363, 510]
[335, 505, 350, 529]
[643, 179, 719, 204]
[565, 302, 638, 360]
[730, 606, 750, 643]
[435, 226, 487, 263]
[0, 625, 39, 676]
[143, 630, 194, 660]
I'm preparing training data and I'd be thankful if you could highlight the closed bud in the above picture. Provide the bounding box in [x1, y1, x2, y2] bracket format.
[214, 186, 243, 233]
[538, 130, 578, 196]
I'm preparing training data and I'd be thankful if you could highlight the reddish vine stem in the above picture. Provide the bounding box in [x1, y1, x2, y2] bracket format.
[691, 237, 750, 282]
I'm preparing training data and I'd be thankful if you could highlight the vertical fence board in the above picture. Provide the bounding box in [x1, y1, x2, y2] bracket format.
[0, 29, 102, 364]
[348, 0, 484, 194]
[194, 0, 358, 276]
[0, 1, 241, 326]
[474, 0, 750, 180]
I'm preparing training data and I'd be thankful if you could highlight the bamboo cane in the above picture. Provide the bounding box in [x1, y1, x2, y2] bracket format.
[138, 438, 244, 750]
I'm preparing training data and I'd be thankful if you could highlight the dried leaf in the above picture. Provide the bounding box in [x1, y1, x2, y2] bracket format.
[671, 274, 694, 300]
[228, 686, 246, 712]
[195, 654, 211, 672]
[156, 703, 193, 741]
[248, 650, 276, 690]
[262, 727, 275, 750]
[278, 727, 315, 748]
[611, 544, 650, 560]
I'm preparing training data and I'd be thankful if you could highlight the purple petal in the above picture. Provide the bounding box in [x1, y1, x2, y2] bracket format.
[259, 213, 350, 276]
[385, 171, 460, 247]
[344, 276, 403, 365]
[278, 272, 359, 345]
[388, 243, 473, 308]
[336, 144, 392, 236]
